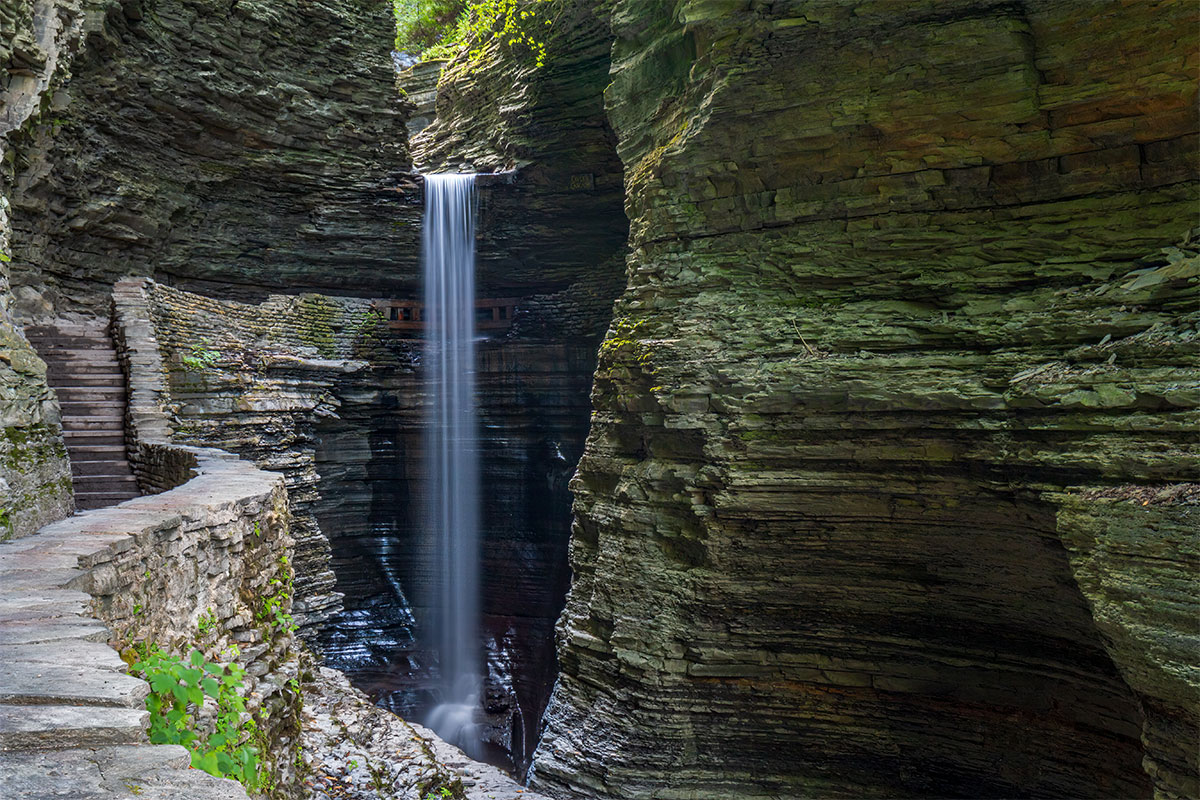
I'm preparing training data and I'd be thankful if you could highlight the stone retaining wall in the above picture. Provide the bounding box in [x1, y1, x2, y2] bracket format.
[0, 443, 298, 798]
[112, 277, 376, 640]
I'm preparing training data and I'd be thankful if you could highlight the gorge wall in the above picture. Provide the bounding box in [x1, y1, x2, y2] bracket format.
[3, 0, 420, 679]
[5, 0, 1198, 797]
[0, 0, 78, 538]
[5, 0, 420, 319]
[529, 1, 1199, 798]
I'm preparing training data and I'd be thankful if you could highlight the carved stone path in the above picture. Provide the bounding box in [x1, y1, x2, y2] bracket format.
[0, 500, 249, 798]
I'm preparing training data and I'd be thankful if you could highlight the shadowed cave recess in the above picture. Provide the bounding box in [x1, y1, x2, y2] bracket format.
[0, 0, 1196, 798]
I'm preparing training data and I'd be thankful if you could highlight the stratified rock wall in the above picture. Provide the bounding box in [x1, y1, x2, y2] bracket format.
[115, 278, 382, 638]
[7, 0, 420, 317]
[0, 0, 81, 537]
[408, 0, 628, 304]
[532, 1, 1198, 798]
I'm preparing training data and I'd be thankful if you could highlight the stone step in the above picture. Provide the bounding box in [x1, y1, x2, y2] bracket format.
[23, 336, 114, 351]
[3, 745, 251, 799]
[0, 704, 148, 750]
[71, 460, 136, 478]
[47, 371, 125, 384]
[0, 663, 148, 708]
[59, 401, 125, 417]
[54, 385, 128, 402]
[66, 445, 129, 459]
[0, 641, 129, 673]
[60, 416, 126, 431]
[46, 364, 123, 377]
[42, 346, 120, 358]
[24, 322, 109, 336]
[75, 492, 140, 509]
[74, 474, 138, 487]
[63, 431, 125, 447]
[0, 617, 111, 645]
[51, 374, 125, 388]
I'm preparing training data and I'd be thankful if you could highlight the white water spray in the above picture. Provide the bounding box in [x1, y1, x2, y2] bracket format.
[422, 173, 484, 758]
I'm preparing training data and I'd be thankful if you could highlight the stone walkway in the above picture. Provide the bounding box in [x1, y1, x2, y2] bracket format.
[0, 505, 248, 799]
[1, 485, 551, 800]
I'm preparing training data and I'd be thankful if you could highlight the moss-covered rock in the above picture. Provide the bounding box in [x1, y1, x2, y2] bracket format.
[532, 1, 1199, 797]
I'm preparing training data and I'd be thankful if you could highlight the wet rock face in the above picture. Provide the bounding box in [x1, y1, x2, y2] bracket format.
[313, 338, 601, 777]
[7, 0, 420, 316]
[532, 1, 1198, 798]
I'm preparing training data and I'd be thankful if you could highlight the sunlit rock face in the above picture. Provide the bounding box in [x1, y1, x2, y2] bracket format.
[530, 1, 1198, 798]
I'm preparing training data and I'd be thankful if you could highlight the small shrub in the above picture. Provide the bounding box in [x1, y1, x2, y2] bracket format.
[180, 342, 220, 372]
[197, 607, 218, 635]
[396, 0, 557, 68]
[394, 0, 466, 53]
[131, 647, 262, 789]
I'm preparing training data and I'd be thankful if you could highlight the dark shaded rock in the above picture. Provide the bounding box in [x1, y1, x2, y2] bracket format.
[0, 0, 81, 538]
[314, 338, 598, 775]
[7, 0, 420, 315]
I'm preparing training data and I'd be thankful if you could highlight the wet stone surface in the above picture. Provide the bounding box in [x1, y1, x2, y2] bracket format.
[299, 665, 548, 800]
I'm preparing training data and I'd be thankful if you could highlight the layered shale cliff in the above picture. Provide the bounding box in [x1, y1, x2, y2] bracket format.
[3, 0, 419, 632]
[6, 0, 420, 318]
[529, 1, 1199, 798]
[0, 0, 80, 538]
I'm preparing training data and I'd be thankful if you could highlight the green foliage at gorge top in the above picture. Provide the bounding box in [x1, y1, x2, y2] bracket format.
[393, 0, 467, 53]
[394, 0, 557, 68]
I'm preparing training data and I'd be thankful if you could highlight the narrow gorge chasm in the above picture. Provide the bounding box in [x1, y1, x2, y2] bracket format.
[0, 1, 1196, 800]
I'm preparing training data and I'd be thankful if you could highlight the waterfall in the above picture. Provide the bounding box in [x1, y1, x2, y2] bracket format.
[423, 173, 483, 758]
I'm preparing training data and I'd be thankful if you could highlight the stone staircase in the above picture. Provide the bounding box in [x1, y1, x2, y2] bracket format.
[25, 321, 140, 510]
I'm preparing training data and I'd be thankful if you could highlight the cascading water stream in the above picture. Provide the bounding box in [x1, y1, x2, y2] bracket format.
[422, 173, 484, 758]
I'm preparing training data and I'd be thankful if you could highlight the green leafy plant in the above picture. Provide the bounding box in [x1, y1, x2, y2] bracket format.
[423, 789, 454, 800]
[396, 0, 557, 68]
[131, 647, 262, 789]
[258, 557, 296, 634]
[394, 0, 465, 53]
[0, 506, 13, 541]
[180, 341, 220, 372]
[197, 607, 218, 635]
